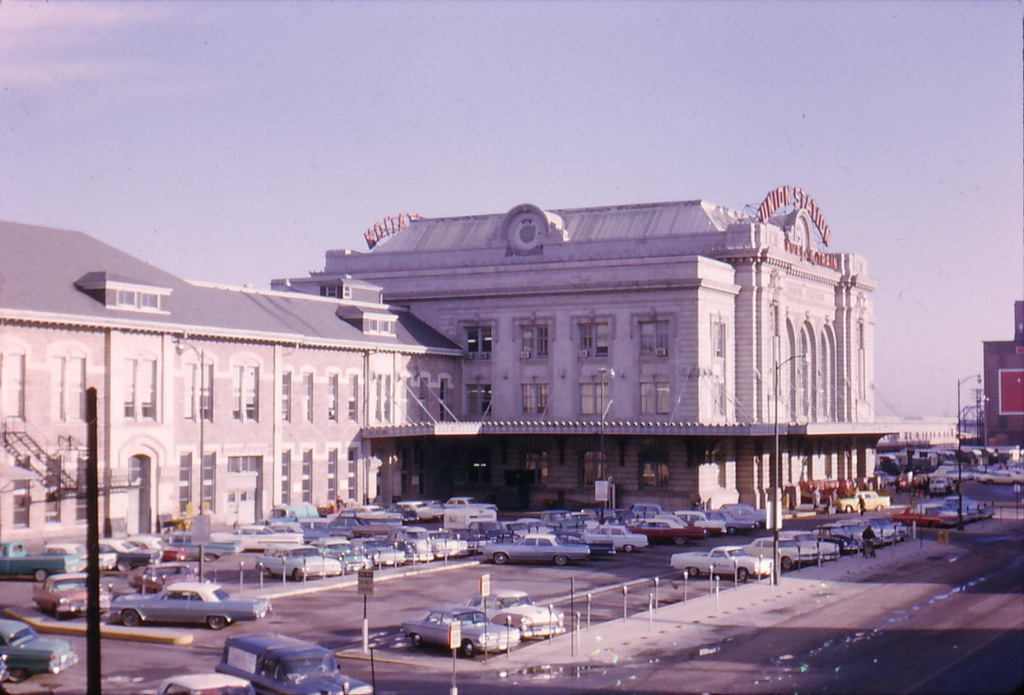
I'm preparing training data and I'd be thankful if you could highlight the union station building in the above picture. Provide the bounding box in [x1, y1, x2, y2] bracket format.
[0, 188, 889, 541]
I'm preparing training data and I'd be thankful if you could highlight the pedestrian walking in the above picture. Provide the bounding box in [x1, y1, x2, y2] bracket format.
[812, 487, 821, 512]
[858, 496, 866, 516]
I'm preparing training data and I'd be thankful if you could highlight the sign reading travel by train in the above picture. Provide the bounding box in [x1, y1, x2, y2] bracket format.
[758, 186, 832, 246]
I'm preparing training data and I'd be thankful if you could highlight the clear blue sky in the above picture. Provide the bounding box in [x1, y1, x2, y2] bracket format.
[1, 0, 1020, 419]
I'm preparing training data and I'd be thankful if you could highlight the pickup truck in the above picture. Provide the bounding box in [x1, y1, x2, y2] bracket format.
[836, 490, 890, 513]
[0, 541, 84, 582]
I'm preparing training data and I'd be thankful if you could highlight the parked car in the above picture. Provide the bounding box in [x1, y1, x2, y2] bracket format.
[210, 525, 304, 552]
[742, 537, 807, 572]
[779, 531, 840, 562]
[556, 530, 615, 557]
[629, 502, 666, 519]
[627, 516, 706, 545]
[354, 539, 407, 567]
[257, 545, 343, 581]
[402, 604, 522, 657]
[0, 540, 85, 581]
[128, 534, 189, 562]
[217, 633, 373, 694]
[156, 673, 255, 695]
[32, 572, 111, 618]
[582, 524, 649, 553]
[815, 523, 863, 555]
[719, 503, 768, 528]
[310, 538, 369, 573]
[464, 590, 565, 639]
[673, 510, 728, 535]
[163, 532, 243, 562]
[890, 503, 955, 528]
[427, 530, 470, 559]
[705, 509, 757, 534]
[110, 582, 271, 630]
[43, 542, 117, 572]
[0, 618, 78, 682]
[669, 545, 773, 582]
[98, 539, 160, 572]
[127, 563, 198, 593]
[481, 533, 590, 566]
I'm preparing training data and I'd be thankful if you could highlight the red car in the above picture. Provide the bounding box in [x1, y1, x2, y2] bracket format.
[628, 517, 706, 545]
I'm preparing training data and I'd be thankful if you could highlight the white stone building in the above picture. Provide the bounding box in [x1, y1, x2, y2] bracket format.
[0, 221, 461, 542]
[276, 191, 887, 511]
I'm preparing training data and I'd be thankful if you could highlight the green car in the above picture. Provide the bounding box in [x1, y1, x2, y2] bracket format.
[0, 618, 78, 682]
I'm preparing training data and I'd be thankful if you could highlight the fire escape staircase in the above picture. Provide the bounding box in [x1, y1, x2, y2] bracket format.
[1, 419, 82, 494]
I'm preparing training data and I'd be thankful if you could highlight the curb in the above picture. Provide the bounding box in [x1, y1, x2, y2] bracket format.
[2, 607, 194, 645]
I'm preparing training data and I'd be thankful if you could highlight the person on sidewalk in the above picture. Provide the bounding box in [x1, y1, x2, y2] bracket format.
[858, 496, 867, 516]
[861, 525, 876, 558]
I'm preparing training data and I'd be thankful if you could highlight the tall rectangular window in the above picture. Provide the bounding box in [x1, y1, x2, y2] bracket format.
[328, 374, 339, 422]
[327, 448, 339, 502]
[178, 453, 193, 515]
[348, 375, 359, 421]
[383, 374, 392, 422]
[281, 372, 292, 422]
[303, 372, 314, 423]
[579, 451, 602, 485]
[301, 449, 313, 503]
[713, 320, 727, 358]
[347, 448, 358, 502]
[578, 321, 609, 358]
[123, 358, 157, 420]
[523, 451, 549, 484]
[13, 481, 30, 527]
[53, 356, 86, 422]
[520, 324, 549, 358]
[200, 452, 215, 513]
[639, 320, 670, 357]
[465, 325, 493, 357]
[640, 381, 671, 415]
[45, 491, 61, 523]
[186, 363, 213, 422]
[466, 383, 492, 417]
[580, 381, 611, 417]
[75, 458, 88, 521]
[280, 450, 291, 505]
[1, 353, 26, 419]
[521, 382, 549, 415]
[234, 366, 259, 422]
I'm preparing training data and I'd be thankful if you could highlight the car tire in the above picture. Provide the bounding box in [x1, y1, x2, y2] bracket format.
[673, 537, 686, 546]
[291, 568, 305, 582]
[461, 640, 476, 658]
[684, 566, 700, 578]
[120, 609, 142, 627]
[622, 544, 635, 553]
[206, 615, 228, 630]
[117, 559, 132, 573]
[493, 552, 509, 565]
[33, 568, 48, 582]
[7, 666, 29, 683]
[737, 567, 750, 582]
[781, 556, 794, 572]
[409, 632, 423, 648]
[726, 527, 737, 535]
[203, 552, 219, 562]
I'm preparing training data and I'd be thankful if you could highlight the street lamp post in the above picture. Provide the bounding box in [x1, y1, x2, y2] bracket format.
[955, 374, 981, 531]
[772, 352, 805, 586]
[598, 368, 615, 512]
[175, 337, 208, 579]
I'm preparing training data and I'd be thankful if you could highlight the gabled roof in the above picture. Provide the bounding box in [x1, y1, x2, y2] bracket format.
[0, 220, 458, 352]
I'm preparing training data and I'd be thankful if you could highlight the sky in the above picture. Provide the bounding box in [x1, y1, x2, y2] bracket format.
[0, 0, 1020, 420]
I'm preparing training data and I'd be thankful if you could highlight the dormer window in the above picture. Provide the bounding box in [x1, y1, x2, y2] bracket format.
[75, 272, 171, 314]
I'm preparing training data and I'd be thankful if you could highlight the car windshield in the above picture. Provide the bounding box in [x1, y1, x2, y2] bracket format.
[497, 595, 532, 609]
[281, 653, 336, 678]
[211, 588, 230, 601]
[51, 579, 86, 591]
[10, 627, 37, 645]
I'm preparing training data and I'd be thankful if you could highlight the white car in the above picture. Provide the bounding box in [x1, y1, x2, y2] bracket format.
[210, 525, 304, 552]
[582, 524, 649, 552]
[44, 543, 117, 572]
[428, 530, 469, 558]
[156, 673, 255, 695]
[670, 545, 773, 581]
[465, 589, 565, 638]
[742, 536, 807, 572]
[673, 510, 728, 535]
[258, 544, 343, 581]
[779, 531, 840, 562]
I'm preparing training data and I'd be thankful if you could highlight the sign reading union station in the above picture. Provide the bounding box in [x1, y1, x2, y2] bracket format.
[758, 185, 833, 246]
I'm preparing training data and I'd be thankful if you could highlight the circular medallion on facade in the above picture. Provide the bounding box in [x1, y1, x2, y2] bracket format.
[502, 204, 550, 255]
